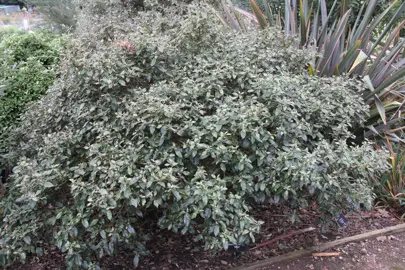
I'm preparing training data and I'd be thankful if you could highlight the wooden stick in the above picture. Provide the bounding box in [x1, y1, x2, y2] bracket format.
[250, 227, 316, 250]
[233, 223, 405, 270]
[312, 252, 340, 257]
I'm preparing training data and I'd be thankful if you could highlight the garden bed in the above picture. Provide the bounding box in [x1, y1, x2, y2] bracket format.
[8, 205, 402, 270]
[2, 2, 405, 269]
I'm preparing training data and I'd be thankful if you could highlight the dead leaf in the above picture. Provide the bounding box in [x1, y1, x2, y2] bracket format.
[375, 209, 391, 218]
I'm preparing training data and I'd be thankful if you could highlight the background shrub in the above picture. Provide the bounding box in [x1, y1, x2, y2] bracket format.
[24, 0, 78, 32]
[0, 29, 65, 168]
[0, 3, 388, 268]
[0, 0, 23, 6]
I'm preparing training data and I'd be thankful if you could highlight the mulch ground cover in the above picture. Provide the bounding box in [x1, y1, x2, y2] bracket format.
[7, 204, 402, 270]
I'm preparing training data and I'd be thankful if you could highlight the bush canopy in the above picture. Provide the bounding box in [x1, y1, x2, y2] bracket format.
[0, 2, 388, 268]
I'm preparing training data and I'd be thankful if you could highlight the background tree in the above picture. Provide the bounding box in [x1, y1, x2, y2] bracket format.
[0, 0, 24, 6]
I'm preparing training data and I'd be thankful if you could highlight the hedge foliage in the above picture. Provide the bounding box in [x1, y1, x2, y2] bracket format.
[0, 28, 65, 164]
[0, 3, 388, 268]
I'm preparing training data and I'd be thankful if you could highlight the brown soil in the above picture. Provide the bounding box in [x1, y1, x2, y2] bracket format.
[267, 232, 405, 270]
[6, 206, 403, 270]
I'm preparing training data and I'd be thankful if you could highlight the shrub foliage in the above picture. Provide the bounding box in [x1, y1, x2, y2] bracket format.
[0, 29, 65, 167]
[0, 3, 388, 268]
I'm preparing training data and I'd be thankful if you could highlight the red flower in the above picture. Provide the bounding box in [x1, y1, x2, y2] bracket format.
[116, 41, 135, 53]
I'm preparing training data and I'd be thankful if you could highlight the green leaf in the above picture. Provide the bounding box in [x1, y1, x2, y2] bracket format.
[214, 225, 220, 236]
[82, 219, 89, 228]
[48, 217, 57, 226]
[133, 255, 140, 268]
[44, 182, 54, 188]
[172, 190, 181, 201]
[106, 210, 112, 220]
[274, 194, 280, 204]
[374, 95, 386, 125]
[135, 209, 143, 217]
[90, 219, 98, 226]
[36, 247, 43, 256]
[72, 227, 78, 237]
[241, 181, 246, 191]
[128, 225, 136, 235]
[220, 163, 226, 172]
[183, 213, 190, 226]
[23, 236, 31, 245]
[130, 198, 138, 207]
[20, 252, 26, 262]
[175, 149, 182, 158]
[260, 182, 265, 191]
[149, 125, 155, 134]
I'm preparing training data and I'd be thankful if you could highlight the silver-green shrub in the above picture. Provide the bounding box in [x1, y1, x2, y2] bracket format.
[0, 3, 388, 268]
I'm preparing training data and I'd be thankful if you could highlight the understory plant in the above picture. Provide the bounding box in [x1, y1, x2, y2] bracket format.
[0, 2, 389, 268]
[376, 138, 405, 216]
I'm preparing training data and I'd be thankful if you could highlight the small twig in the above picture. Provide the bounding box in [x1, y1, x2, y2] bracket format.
[250, 227, 316, 250]
[391, 212, 401, 221]
[312, 252, 340, 257]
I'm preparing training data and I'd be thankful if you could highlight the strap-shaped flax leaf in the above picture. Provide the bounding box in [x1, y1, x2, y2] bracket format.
[369, 1, 405, 53]
[262, 0, 274, 26]
[299, 0, 313, 46]
[218, 0, 242, 31]
[310, 3, 319, 44]
[340, 0, 349, 18]
[363, 118, 402, 138]
[374, 95, 387, 125]
[285, 0, 291, 35]
[292, 0, 298, 32]
[369, 101, 402, 120]
[318, 10, 351, 76]
[368, 21, 405, 79]
[349, 1, 366, 44]
[319, 0, 327, 29]
[249, 0, 268, 29]
[317, 0, 338, 47]
[372, 48, 405, 89]
[230, 3, 248, 32]
[348, 50, 368, 74]
[367, 65, 405, 99]
[351, 0, 378, 43]
[338, 39, 361, 73]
